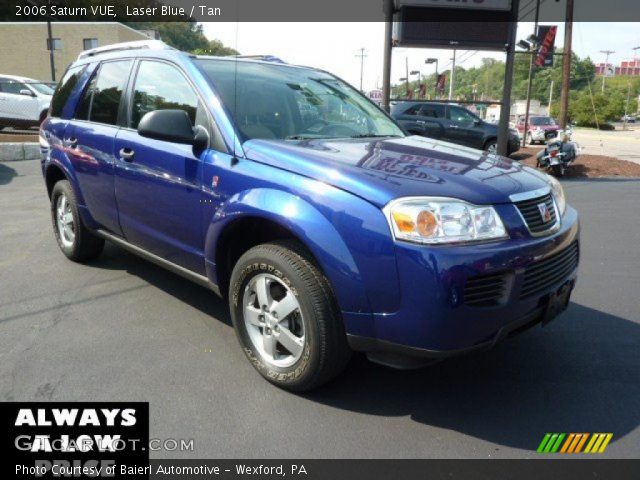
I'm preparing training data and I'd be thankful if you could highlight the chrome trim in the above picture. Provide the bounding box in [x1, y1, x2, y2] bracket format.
[511, 193, 561, 238]
[508, 186, 551, 203]
[94, 229, 221, 297]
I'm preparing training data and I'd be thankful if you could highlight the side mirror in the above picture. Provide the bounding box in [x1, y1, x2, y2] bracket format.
[138, 109, 196, 144]
[19, 89, 34, 97]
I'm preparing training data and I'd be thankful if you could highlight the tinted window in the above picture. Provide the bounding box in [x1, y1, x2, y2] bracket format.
[76, 60, 131, 125]
[50, 65, 86, 117]
[403, 104, 422, 116]
[420, 105, 443, 118]
[0, 80, 26, 95]
[448, 106, 477, 123]
[531, 117, 555, 126]
[131, 61, 198, 129]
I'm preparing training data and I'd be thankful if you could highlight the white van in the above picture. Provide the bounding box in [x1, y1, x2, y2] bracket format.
[0, 74, 53, 130]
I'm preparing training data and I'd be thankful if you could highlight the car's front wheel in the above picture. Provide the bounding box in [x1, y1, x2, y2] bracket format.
[229, 241, 351, 391]
[50, 180, 104, 262]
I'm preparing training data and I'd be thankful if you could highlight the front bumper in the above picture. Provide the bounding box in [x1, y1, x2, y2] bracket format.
[348, 204, 580, 360]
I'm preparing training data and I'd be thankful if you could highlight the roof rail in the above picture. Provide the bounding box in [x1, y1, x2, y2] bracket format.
[235, 55, 286, 64]
[77, 40, 174, 60]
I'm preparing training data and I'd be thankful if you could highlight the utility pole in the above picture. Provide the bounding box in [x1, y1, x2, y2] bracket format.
[405, 57, 410, 98]
[381, 0, 394, 112]
[558, 0, 574, 130]
[497, 0, 520, 156]
[548, 80, 554, 115]
[522, 0, 541, 147]
[355, 48, 367, 92]
[449, 49, 457, 100]
[600, 50, 615, 93]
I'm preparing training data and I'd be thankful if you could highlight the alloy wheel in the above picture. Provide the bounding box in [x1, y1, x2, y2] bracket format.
[56, 193, 75, 248]
[242, 273, 305, 368]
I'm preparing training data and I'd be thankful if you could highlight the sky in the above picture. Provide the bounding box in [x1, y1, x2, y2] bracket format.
[201, 22, 640, 92]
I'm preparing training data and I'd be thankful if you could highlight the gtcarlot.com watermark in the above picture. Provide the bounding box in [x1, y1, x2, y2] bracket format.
[15, 435, 195, 453]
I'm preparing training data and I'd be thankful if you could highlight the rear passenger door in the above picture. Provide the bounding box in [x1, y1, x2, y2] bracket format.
[113, 59, 210, 274]
[64, 59, 133, 235]
[415, 104, 445, 140]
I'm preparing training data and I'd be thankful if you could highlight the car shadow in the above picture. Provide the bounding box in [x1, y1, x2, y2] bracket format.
[86, 244, 639, 451]
[304, 302, 640, 450]
[0, 162, 18, 186]
[87, 243, 231, 325]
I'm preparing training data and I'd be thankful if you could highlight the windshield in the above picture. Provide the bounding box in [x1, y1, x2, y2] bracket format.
[195, 59, 404, 141]
[26, 82, 55, 96]
[531, 117, 555, 126]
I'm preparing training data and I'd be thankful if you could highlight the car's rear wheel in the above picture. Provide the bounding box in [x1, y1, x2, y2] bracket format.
[485, 140, 497, 154]
[229, 241, 351, 391]
[50, 180, 104, 262]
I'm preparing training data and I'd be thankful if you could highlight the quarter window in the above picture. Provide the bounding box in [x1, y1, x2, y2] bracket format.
[50, 65, 86, 117]
[130, 61, 199, 129]
[76, 60, 132, 125]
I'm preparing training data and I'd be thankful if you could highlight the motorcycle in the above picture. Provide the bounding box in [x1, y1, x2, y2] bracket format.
[536, 128, 579, 177]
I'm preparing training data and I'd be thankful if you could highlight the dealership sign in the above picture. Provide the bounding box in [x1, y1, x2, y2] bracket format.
[535, 25, 558, 67]
[395, 0, 512, 11]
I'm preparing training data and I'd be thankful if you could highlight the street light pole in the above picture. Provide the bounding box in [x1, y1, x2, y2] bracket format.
[355, 48, 367, 92]
[600, 50, 615, 93]
[558, 0, 574, 131]
[381, 0, 394, 112]
[449, 49, 456, 100]
[522, 0, 541, 147]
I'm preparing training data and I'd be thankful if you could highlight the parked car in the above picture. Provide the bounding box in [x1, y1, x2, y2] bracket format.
[390, 101, 521, 154]
[0, 74, 53, 130]
[516, 115, 561, 144]
[41, 41, 580, 391]
[622, 114, 636, 123]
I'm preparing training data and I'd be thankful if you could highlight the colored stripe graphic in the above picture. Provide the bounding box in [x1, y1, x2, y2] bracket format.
[539, 433, 613, 454]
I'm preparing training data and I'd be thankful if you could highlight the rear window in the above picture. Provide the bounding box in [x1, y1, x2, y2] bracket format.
[50, 65, 86, 117]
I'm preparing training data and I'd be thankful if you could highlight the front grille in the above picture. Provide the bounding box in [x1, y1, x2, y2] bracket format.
[464, 272, 509, 307]
[520, 242, 579, 299]
[514, 193, 557, 234]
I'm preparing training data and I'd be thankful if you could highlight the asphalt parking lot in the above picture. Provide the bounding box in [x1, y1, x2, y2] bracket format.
[1, 160, 639, 459]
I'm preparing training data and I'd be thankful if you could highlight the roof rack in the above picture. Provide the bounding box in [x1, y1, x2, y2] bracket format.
[77, 40, 174, 60]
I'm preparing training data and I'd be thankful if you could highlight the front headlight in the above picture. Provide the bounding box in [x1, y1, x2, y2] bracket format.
[548, 175, 566, 216]
[383, 197, 508, 245]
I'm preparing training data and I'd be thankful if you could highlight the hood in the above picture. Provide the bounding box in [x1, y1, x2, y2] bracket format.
[243, 135, 551, 208]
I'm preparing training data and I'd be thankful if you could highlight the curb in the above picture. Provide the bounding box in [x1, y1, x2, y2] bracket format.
[0, 143, 40, 162]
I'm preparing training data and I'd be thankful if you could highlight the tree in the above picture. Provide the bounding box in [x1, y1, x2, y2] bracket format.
[192, 39, 239, 57]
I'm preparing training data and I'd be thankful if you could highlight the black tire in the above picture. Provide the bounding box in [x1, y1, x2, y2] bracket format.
[527, 132, 534, 145]
[552, 164, 565, 177]
[229, 241, 351, 391]
[484, 140, 497, 153]
[50, 180, 104, 262]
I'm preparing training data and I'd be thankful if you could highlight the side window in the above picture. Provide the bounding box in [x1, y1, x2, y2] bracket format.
[76, 60, 132, 125]
[50, 65, 86, 117]
[130, 61, 198, 129]
[448, 106, 476, 124]
[1, 81, 26, 95]
[404, 104, 422, 116]
[419, 106, 439, 118]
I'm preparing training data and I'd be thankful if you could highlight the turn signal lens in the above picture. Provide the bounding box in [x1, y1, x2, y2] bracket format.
[391, 211, 415, 232]
[417, 210, 437, 237]
[383, 197, 508, 245]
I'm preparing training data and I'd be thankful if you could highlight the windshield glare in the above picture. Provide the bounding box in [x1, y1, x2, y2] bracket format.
[196, 59, 404, 141]
[27, 82, 54, 95]
[531, 117, 555, 126]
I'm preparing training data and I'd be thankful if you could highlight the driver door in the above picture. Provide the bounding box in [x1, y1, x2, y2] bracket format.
[114, 59, 208, 274]
[444, 105, 483, 149]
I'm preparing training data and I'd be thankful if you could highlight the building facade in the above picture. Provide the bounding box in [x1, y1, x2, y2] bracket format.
[0, 22, 153, 81]
[595, 59, 640, 77]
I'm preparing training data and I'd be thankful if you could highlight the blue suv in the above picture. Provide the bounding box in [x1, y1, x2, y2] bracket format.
[41, 41, 580, 391]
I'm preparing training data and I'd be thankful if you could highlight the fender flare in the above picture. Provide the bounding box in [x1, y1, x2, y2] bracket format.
[204, 188, 372, 315]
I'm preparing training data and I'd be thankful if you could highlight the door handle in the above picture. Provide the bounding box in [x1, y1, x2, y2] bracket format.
[64, 137, 78, 148]
[119, 147, 135, 161]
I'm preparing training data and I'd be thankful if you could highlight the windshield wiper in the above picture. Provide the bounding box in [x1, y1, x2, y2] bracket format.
[350, 134, 402, 139]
